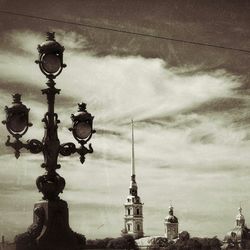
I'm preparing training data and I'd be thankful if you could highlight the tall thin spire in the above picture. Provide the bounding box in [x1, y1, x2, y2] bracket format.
[123, 119, 143, 239]
[131, 119, 135, 177]
[129, 119, 137, 196]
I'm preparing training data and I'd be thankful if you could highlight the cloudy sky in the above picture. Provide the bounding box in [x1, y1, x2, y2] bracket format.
[0, 0, 250, 241]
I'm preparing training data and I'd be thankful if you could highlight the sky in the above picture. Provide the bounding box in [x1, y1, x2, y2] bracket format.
[0, 0, 250, 241]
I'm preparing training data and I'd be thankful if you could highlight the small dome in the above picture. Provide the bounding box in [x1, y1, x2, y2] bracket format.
[165, 215, 178, 223]
[165, 205, 178, 223]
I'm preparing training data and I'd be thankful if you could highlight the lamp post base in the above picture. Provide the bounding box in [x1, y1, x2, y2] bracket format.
[15, 199, 85, 250]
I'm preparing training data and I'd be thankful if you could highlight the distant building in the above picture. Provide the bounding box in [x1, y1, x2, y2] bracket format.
[135, 206, 179, 250]
[222, 207, 250, 249]
[122, 120, 144, 239]
[164, 205, 179, 240]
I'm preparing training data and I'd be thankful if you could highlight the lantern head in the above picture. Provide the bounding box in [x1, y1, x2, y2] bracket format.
[69, 103, 94, 144]
[35, 32, 66, 79]
[2, 94, 32, 138]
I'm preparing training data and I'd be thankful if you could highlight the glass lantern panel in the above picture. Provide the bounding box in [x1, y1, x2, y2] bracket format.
[42, 54, 61, 73]
[75, 122, 92, 139]
[9, 113, 27, 133]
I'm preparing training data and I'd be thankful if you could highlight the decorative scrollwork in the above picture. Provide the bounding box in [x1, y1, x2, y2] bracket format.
[41, 112, 49, 127]
[77, 143, 93, 164]
[5, 135, 25, 159]
[26, 139, 44, 154]
[59, 142, 93, 164]
[59, 143, 76, 156]
[54, 113, 60, 125]
[36, 173, 65, 200]
[5, 136, 44, 158]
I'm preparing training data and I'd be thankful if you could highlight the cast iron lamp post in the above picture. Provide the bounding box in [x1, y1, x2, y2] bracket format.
[2, 32, 95, 250]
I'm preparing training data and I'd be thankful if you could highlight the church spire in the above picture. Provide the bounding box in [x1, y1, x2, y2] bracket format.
[130, 119, 138, 196]
[123, 119, 144, 239]
[131, 119, 135, 177]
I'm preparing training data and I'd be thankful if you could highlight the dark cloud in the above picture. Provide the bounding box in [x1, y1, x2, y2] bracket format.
[0, 80, 42, 100]
[137, 115, 201, 130]
[96, 128, 122, 137]
[186, 97, 245, 114]
[233, 113, 250, 127]
[0, 80, 77, 106]
[234, 80, 250, 92]
[0, 0, 249, 78]
[156, 165, 172, 170]
[137, 117, 175, 127]
[90, 150, 129, 164]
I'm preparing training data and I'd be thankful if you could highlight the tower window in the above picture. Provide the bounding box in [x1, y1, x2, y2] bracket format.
[128, 209, 130, 215]
[128, 224, 131, 231]
[137, 224, 140, 231]
[137, 208, 140, 215]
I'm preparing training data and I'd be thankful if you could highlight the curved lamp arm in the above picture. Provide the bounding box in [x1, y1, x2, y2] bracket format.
[59, 142, 93, 164]
[5, 136, 43, 159]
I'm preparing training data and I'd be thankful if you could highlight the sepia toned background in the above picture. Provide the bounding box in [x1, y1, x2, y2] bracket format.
[0, 0, 250, 241]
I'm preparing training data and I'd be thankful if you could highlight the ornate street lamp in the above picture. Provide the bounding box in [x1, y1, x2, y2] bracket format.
[2, 32, 95, 250]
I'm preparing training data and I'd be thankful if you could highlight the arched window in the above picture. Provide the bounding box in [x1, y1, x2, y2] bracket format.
[137, 224, 140, 231]
[128, 208, 130, 215]
[128, 224, 131, 231]
[137, 208, 140, 215]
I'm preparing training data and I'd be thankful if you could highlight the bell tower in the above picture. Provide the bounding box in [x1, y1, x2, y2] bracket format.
[236, 206, 245, 228]
[164, 205, 179, 240]
[122, 120, 144, 239]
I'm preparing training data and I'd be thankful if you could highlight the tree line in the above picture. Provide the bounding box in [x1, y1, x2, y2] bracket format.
[85, 231, 243, 250]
